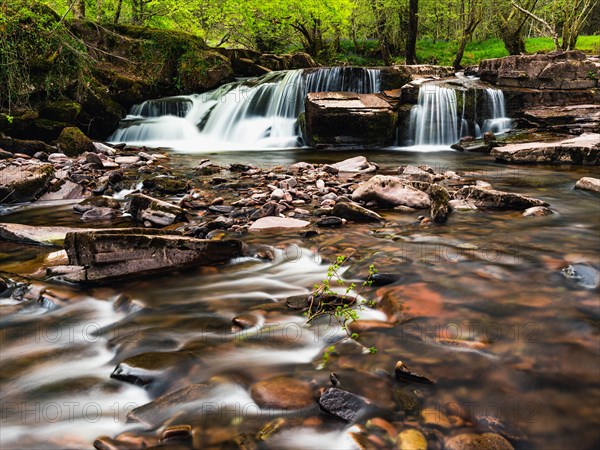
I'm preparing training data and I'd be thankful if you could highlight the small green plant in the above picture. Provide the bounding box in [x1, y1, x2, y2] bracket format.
[588, 71, 597, 80]
[5, 115, 14, 124]
[306, 255, 379, 363]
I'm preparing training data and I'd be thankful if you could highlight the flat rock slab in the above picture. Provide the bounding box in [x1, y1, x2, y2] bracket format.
[63, 229, 243, 282]
[0, 223, 93, 246]
[523, 104, 600, 126]
[454, 186, 548, 210]
[575, 177, 600, 194]
[248, 216, 310, 232]
[0, 163, 54, 203]
[491, 133, 599, 165]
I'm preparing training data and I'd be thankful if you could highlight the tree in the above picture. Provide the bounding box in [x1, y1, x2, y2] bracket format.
[511, 0, 595, 50]
[405, 0, 418, 64]
[453, 0, 483, 69]
[73, 0, 85, 19]
[495, 0, 537, 55]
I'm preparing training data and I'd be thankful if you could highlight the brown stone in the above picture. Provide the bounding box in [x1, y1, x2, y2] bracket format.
[250, 377, 314, 409]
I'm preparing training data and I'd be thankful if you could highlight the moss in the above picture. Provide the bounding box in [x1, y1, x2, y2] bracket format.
[177, 50, 233, 92]
[39, 101, 82, 122]
[58, 127, 95, 157]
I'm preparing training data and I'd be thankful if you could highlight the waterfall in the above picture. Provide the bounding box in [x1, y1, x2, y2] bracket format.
[408, 85, 459, 147]
[109, 67, 381, 151]
[481, 88, 512, 134]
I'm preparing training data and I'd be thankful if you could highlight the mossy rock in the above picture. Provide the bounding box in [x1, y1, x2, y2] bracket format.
[39, 101, 81, 122]
[178, 50, 234, 93]
[58, 127, 95, 157]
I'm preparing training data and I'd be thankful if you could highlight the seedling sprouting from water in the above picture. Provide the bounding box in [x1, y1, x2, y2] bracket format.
[306, 255, 378, 363]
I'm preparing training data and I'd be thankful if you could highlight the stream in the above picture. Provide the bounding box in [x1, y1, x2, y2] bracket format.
[1, 148, 599, 449]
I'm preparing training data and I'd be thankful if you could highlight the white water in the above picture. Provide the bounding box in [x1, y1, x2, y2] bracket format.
[408, 85, 459, 147]
[109, 68, 381, 151]
[482, 88, 512, 134]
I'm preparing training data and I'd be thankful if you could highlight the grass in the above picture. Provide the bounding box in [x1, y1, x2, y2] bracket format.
[413, 36, 600, 67]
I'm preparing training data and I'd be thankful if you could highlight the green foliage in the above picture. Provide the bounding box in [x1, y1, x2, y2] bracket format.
[307, 255, 378, 343]
[0, 0, 88, 110]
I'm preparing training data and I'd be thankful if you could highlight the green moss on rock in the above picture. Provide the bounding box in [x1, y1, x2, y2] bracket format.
[58, 127, 95, 157]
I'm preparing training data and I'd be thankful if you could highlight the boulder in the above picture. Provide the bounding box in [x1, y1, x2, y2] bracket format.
[491, 133, 600, 165]
[127, 193, 187, 227]
[479, 51, 598, 90]
[303, 92, 397, 149]
[575, 177, 600, 194]
[250, 377, 314, 410]
[58, 127, 95, 157]
[454, 186, 548, 210]
[352, 175, 431, 208]
[0, 163, 54, 203]
[63, 229, 244, 282]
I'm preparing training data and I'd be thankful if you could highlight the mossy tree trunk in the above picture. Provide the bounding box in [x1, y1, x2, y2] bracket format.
[405, 0, 419, 64]
[73, 0, 85, 19]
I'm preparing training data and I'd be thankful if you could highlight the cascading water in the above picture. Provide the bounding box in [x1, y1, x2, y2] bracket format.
[408, 85, 459, 147]
[405, 83, 512, 149]
[109, 67, 381, 151]
[482, 88, 512, 134]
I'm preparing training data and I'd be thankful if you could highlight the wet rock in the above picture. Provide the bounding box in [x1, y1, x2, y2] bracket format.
[444, 433, 514, 450]
[449, 199, 478, 212]
[319, 387, 368, 422]
[128, 193, 187, 227]
[331, 156, 378, 173]
[84, 151, 104, 168]
[575, 176, 600, 194]
[127, 383, 209, 427]
[74, 196, 121, 214]
[250, 377, 314, 409]
[522, 104, 599, 133]
[394, 361, 435, 385]
[370, 273, 401, 286]
[332, 202, 382, 222]
[39, 179, 85, 201]
[421, 408, 453, 430]
[522, 206, 553, 217]
[347, 320, 396, 334]
[63, 229, 243, 282]
[352, 175, 431, 209]
[429, 184, 450, 223]
[232, 314, 259, 329]
[143, 177, 190, 194]
[562, 263, 600, 289]
[115, 155, 140, 165]
[81, 207, 121, 222]
[397, 429, 427, 450]
[0, 223, 91, 246]
[58, 127, 95, 157]
[454, 186, 548, 210]
[303, 92, 398, 149]
[316, 216, 345, 227]
[111, 351, 195, 389]
[0, 163, 54, 203]
[249, 216, 310, 232]
[491, 133, 599, 165]
[399, 165, 434, 183]
[0, 148, 13, 159]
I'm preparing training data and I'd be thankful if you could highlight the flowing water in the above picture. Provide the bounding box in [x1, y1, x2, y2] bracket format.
[1, 149, 599, 449]
[109, 68, 381, 151]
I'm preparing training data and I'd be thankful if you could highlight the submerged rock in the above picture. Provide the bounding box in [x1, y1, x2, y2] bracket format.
[250, 377, 314, 410]
[397, 429, 427, 450]
[562, 264, 600, 289]
[0, 223, 91, 246]
[73, 196, 121, 214]
[111, 351, 196, 389]
[522, 206, 553, 217]
[319, 387, 368, 422]
[575, 176, 600, 194]
[444, 433, 514, 450]
[352, 175, 431, 208]
[454, 186, 548, 210]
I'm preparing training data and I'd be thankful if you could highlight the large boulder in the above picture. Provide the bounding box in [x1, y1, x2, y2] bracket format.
[352, 175, 431, 208]
[303, 92, 398, 149]
[62, 229, 244, 282]
[479, 51, 598, 90]
[0, 163, 54, 203]
[454, 186, 548, 210]
[58, 127, 95, 157]
[491, 133, 600, 165]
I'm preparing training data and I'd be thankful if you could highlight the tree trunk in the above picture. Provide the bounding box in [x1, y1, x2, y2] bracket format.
[114, 0, 123, 23]
[405, 0, 419, 64]
[73, 0, 85, 19]
[500, 28, 526, 54]
[131, 0, 140, 24]
[97, 0, 102, 21]
[453, 39, 468, 70]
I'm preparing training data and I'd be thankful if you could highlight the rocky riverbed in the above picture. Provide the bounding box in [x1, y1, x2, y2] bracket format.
[1, 138, 600, 449]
